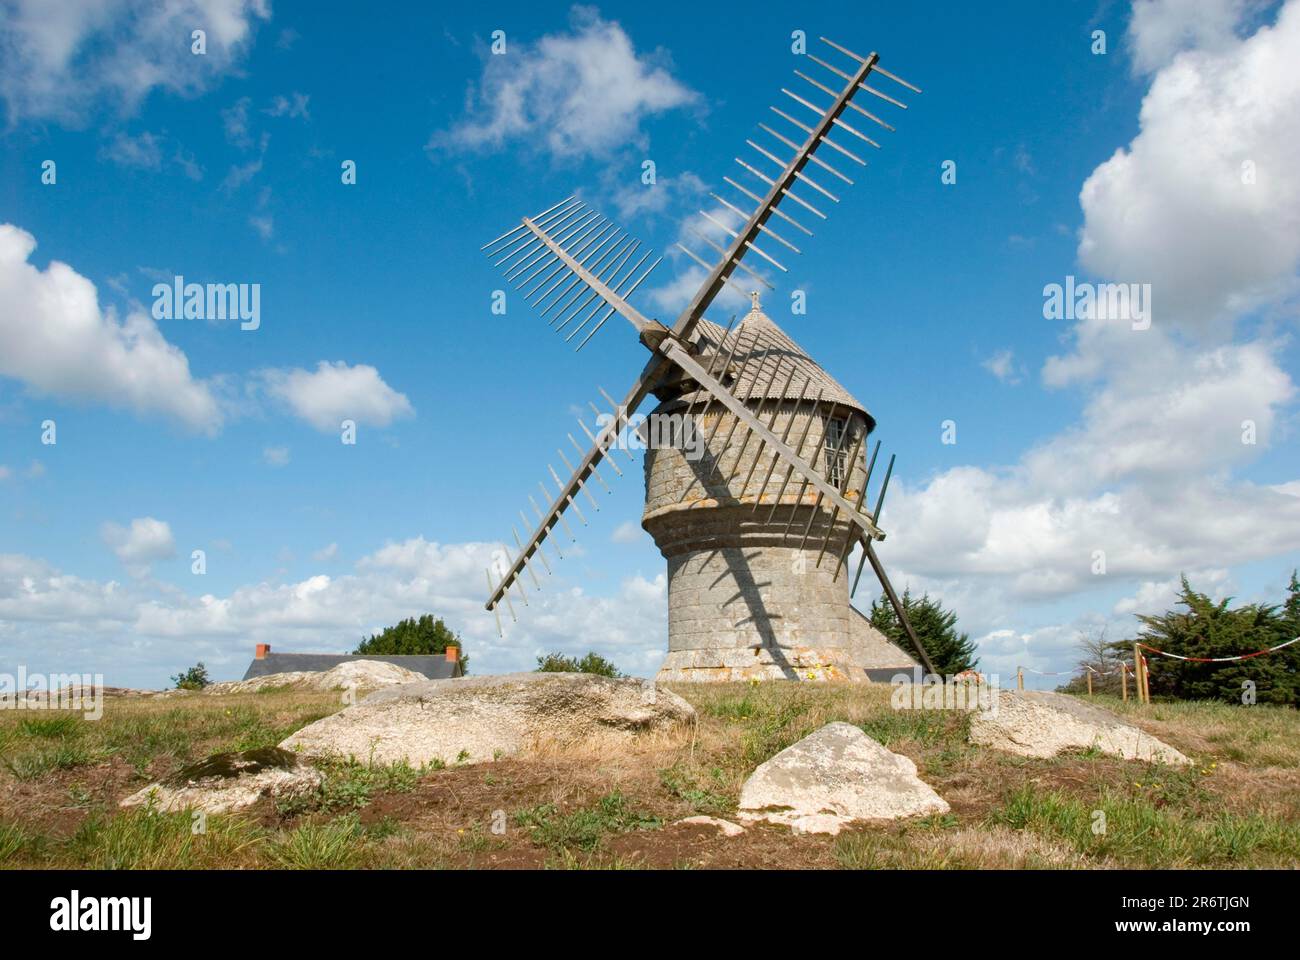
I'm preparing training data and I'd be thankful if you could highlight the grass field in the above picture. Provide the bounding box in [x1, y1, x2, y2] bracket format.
[1, 683, 1297, 869]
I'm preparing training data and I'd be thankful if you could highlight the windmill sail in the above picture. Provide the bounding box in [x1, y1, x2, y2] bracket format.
[481, 197, 663, 352]
[670, 37, 919, 343]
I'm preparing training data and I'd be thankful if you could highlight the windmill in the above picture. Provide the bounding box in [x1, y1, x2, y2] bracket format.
[477, 36, 936, 680]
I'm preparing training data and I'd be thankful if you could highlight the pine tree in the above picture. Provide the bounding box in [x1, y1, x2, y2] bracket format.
[1135, 575, 1295, 705]
[1284, 570, 1300, 636]
[868, 590, 978, 675]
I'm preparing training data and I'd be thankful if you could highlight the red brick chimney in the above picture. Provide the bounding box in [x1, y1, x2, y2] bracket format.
[445, 646, 459, 663]
[255, 643, 271, 660]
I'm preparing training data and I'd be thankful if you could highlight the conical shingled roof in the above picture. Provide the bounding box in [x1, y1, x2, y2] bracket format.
[663, 293, 874, 431]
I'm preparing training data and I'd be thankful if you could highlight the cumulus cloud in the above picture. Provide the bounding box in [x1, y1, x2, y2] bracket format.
[1128, 0, 1260, 73]
[872, 2, 1300, 683]
[1080, 0, 1300, 334]
[0, 538, 668, 686]
[100, 517, 176, 577]
[0, 0, 270, 124]
[1112, 568, 1231, 616]
[433, 7, 697, 160]
[0, 223, 223, 432]
[261, 361, 415, 432]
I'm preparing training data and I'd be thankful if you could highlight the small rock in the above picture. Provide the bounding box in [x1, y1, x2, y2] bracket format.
[675, 816, 745, 837]
[789, 813, 850, 836]
[969, 690, 1190, 764]
[280, 672, 696, 767]
[736, 722, 948, 833]
[120, 746, 322, 815]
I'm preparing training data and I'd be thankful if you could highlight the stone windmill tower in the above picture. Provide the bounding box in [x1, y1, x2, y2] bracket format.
[476, 36, 937, 680]
[643, 293, 917, 681]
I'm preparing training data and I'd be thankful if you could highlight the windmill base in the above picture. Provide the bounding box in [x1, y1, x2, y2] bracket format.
[655, 609, 918, 683]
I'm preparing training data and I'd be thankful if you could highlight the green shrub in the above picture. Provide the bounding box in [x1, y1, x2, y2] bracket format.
[171, 663, 210, 690]
[535, 651, 623, 677]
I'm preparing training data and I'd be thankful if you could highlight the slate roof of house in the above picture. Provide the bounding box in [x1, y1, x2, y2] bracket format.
[241, 653, 461, 681]
[660, 295, 873, 430]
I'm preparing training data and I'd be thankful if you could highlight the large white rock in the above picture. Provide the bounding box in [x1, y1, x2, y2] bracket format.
[200, 659, 426, 695]
[969, 690, 1190, 764]
[280, 672, 696, 767]
[736, 722, 949, 835]
[120, 747, 323, 815]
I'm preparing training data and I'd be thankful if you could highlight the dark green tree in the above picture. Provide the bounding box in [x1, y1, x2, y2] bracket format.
[535, 651, 624, 677]
[172, 662, 210, 690]
[355, 615, 467, 673]
[1283, 570, 1300, 637]
[868, 590, 978, 675]
[1135, 575, 1296, 705]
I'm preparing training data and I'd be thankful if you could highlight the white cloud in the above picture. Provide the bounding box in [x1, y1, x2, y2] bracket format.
[608, 170, 706, 222]
[433, 7, 697, 160]
[646, 197, 772, 316]
[100, 130, 162, 169]
[173, 145, 204, 181]
[1037, 336, 1293, 490]
[264, 91, 309, 119]
[611, 521, 643, 544]
[0, 0, 270, 124]
[1128, 0, 1258, 73]
[222, 96, 252, 147]
[221, 155, 263, 192]
[101, 130, 205, 180]
[311, 542, 339, 562]
[981, 348, 1021, 384]
[0, 538, 668, 686]
[875, 7, 1300, 677]
[0, 223, 223, 432]
[261, 361, 415, 432]
[248, 213, 273, 240]
[1112, 569, 1231, 616]
[100, 517, 176, 577]
[1080, 0, 1300, 334]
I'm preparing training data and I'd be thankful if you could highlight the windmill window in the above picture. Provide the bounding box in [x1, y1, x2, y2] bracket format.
[823, 416, 849, 488]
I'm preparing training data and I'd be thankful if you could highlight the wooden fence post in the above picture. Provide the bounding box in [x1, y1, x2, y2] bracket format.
[1086, 670, 1093, 696]
[1017, 667, 1024, 691]
[1122, 662, 1128, 702]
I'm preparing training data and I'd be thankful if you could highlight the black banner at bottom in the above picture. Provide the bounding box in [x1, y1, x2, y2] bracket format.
[0, 868, 1275, 945]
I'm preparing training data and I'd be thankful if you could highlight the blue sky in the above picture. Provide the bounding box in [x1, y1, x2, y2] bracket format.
[1, 0, 1298, 688]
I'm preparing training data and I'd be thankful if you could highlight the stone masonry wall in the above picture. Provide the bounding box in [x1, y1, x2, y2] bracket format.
[643, 400, 902, 679]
